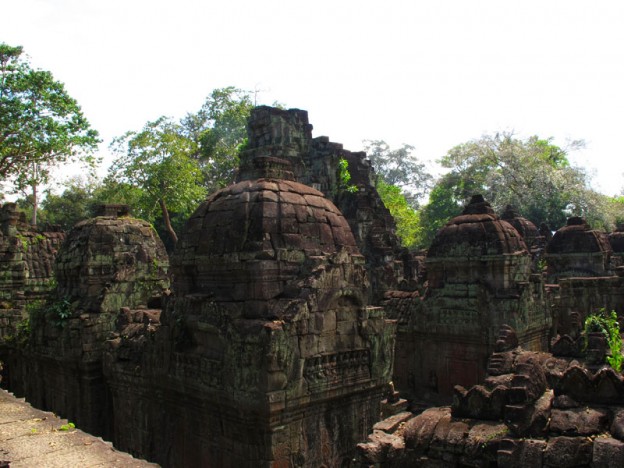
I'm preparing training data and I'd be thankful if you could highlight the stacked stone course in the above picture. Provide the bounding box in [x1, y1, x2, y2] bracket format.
[391, 195, 551, 401]
[7, 205, 169, 438]
[102, 108, 396, 467]
[358, 326, 624, 467]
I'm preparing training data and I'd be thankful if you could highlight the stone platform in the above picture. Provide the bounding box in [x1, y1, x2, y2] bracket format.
[0, 389, 155, 467]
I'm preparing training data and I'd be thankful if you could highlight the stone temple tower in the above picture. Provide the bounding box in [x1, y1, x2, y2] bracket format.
[393, 195, 550, 400]
[104, 107, 396, 467]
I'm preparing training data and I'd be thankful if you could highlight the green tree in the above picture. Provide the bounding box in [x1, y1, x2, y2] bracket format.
[363, 140, 432, 208]
[376, 179, 422, 248]
[0, 43, 100, 225]
[418, 132, 601, 246]
[39, 177, 103, 230]
[108, 116, 206, 246]
[181, 87, 253, 193]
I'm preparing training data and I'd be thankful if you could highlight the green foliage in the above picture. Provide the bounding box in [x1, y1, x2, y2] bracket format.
[377, 180, 422, 249]
[338, 158, 358, 193]
[48, 297, 72, 327]
[14, 233, 28, 251]
[59, 422, 75, 431]
[0, 43, 100, 224]
[38, 177, 98, 230]
[27, 297, 73, 329]
[181, 86, 254, 193]
[4, 316, 31, 346]
[16, 316, 30, 340]
[418, 132, 604, 247]
[416, 173, 467, 247]
[109, 116, 207, 245]
[106, 87, 255, 246]
[584, 309, 623, 372]
[363, 140, 432, 209]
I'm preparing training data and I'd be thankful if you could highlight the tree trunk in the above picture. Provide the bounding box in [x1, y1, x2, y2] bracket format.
[159, 198, 178, 246]
[31, 180, 38, 226]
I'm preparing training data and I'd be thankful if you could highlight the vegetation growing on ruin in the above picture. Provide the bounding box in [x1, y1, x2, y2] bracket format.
[376, 180, 421, 248]
[337, 158, 358, 193]
[27, 297, 73, 329]
[584, 309, 623, 372]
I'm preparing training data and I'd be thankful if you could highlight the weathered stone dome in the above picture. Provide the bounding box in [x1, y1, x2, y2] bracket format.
[426, 195, 529, 292]
[500, 205, 541, 251]
[546, 217, 612, 255]
[428, 195, 527, 258]
[172, 174, 360, 301]
[545, 216, 612, 280]
[55, 205, 169, 313]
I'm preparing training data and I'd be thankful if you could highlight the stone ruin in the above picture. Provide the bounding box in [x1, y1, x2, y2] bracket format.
[357, 325, 624, 467]
[390, 195, 551, 400]
[1, 106, 624, 467]
[3, 204, 169, 438]
[102, 109, 396, 467]
[609, 223, 624, 269]
[0, 107, 397, 467]
[545, 216, 613, 283]
[244, 106, 410, 302]
[0, 203, 64, 382]
[501, 204, 547, 268]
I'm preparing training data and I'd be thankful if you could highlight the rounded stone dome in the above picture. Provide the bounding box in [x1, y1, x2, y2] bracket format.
[428, 195, 527, 258]
[546, 217, 612, 255]
[172, 177, 360, 301]
[55, 205, 169, 313]
[500, 205, 541, 250]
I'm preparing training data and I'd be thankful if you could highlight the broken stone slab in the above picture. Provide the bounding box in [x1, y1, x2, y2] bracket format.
[550, 407, 610, 436]
[372, 411, 414, 434]
[543, 436, 592, 467]
[592, 437, 624, 468]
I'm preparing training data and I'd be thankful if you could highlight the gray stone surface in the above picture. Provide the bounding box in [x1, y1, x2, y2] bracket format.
[0, 389, 155, 467]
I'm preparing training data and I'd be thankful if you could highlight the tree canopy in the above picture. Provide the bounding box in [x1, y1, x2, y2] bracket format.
[376, 179, 422, 249]
[181, 86, 253, 193]
[417, 132, 610, 247]
[363, 140, 432, 209]
[103, 87, 254, 247]
[0, 43, 100, 224]
[108, 116, 206, 246]
[361, 140, 431, 249]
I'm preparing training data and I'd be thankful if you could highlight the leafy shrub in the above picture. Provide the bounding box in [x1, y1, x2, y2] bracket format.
[584, 309, 623, 372]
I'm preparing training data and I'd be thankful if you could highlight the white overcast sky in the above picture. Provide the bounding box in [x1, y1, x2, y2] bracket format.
[4, 0, 624, 196]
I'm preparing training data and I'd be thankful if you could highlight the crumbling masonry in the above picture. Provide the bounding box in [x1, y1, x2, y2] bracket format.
[2, 106, 624, 468]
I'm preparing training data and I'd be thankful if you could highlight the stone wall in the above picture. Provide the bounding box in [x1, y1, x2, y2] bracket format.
[553, 273, 624, 337]
[545, 216, 613, 282]
[9, 206, 169, 438]
[357, 326, 624, 467]
[0, 203, 64, 339]
[103, 111, 397, 467]
[245, 106, 409, 303]
[0, 203, 65, 388]
[390, 196, 551, 401]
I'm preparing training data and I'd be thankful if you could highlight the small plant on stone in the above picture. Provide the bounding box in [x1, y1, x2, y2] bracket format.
[338, 158, 358, 194]
[59, 422, 75, 431]
[47, 298, 73, 328]
[25, 299, 47, 327]
[14, 316, 31, 344]
[583, 308, 623, 372]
